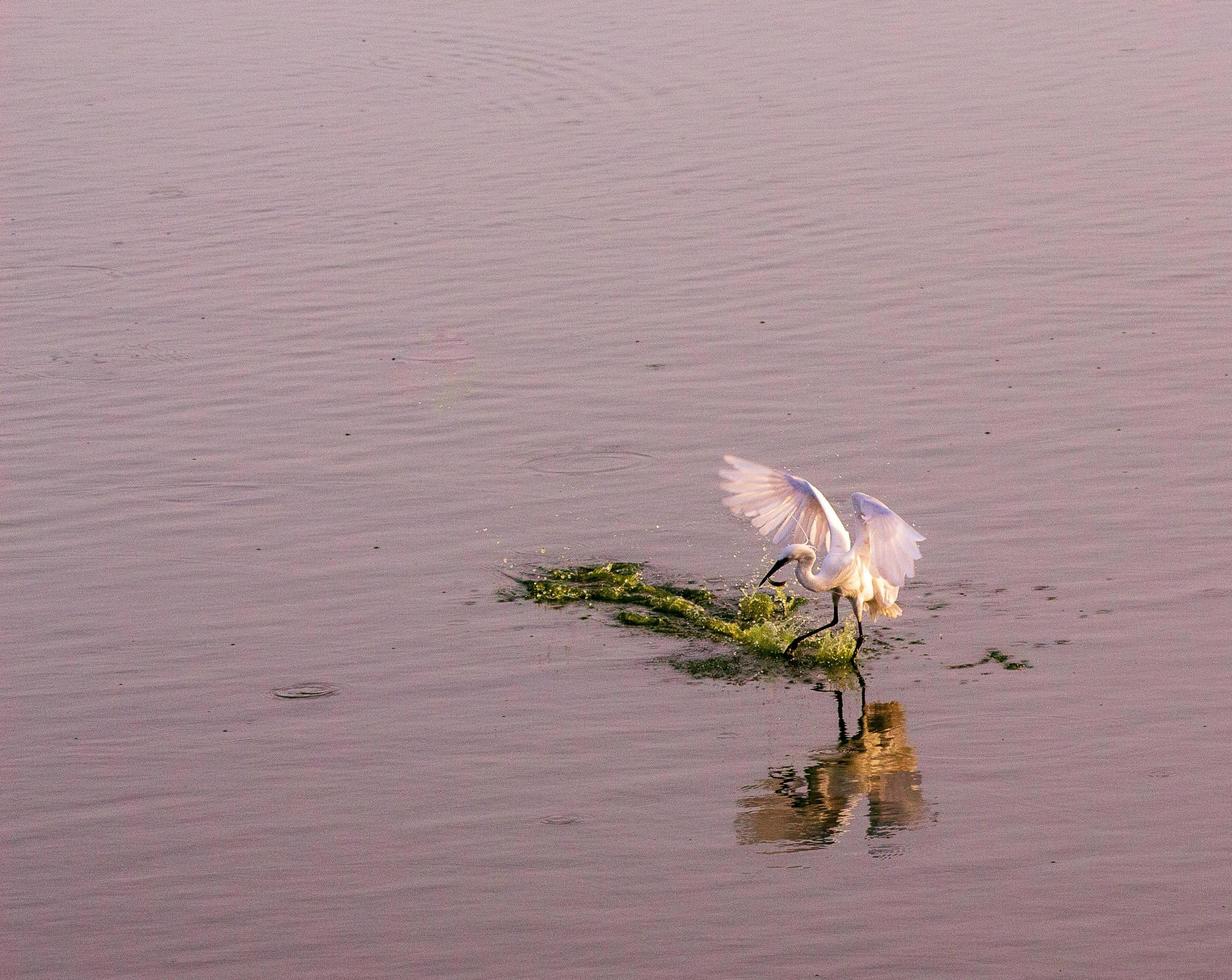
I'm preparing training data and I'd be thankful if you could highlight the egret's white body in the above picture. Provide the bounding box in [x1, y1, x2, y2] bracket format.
[719, 455, 925, 654]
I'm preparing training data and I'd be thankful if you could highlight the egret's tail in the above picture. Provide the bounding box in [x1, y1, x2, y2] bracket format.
[868, 601, 903, 621]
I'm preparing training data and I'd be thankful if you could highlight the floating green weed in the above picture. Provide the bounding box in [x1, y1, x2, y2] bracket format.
[679, 655, 746, 680]
[509, 562, 860, 681]
[947, 647, 1033, 671]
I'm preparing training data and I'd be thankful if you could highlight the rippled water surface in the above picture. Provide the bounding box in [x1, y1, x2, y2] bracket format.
[6, 2, 1232, 977]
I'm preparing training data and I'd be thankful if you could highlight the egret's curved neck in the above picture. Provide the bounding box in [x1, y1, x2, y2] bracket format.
[795, 555, 836, 592]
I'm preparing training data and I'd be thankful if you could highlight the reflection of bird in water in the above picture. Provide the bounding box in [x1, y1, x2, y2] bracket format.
[735, 695, 929, 852]
[720, 455, 925, 656]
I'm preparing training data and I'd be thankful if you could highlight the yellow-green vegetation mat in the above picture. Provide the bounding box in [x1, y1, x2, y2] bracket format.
[509, 561, 860, 683]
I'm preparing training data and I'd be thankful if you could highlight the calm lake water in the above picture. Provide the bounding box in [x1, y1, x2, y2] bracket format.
[5, 2, 1232, 977]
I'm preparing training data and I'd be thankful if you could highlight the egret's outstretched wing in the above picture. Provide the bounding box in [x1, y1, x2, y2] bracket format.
[720, 456, 850, 554]
[850, 492, 925, 587]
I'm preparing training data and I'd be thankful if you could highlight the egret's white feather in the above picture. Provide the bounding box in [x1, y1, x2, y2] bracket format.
[850, 492, 925, 589]
[719, 455, 850, 554]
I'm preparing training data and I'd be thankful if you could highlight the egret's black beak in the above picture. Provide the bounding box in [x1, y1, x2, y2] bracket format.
[759, 556, 791, 588]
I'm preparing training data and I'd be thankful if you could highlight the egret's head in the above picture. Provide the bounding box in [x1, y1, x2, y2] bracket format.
[758, 542, 816, 587]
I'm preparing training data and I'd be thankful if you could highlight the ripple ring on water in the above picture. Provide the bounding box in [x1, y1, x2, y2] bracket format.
[523, 450, 653, 475]
[272, 683, 339, 700]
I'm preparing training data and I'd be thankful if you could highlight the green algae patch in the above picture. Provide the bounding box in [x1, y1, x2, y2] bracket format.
[947, 647, 1033, 671]
[509, 562, 859, 679]
[679, 655, 746, 680]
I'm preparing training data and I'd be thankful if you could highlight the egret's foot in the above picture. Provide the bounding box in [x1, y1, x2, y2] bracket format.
[783, 614, 841, 659]
[784, 629, 827, 657]
[783, 635, 807, 658]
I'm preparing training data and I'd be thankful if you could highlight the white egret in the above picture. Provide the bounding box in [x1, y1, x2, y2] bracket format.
[720, 455, 925, 657]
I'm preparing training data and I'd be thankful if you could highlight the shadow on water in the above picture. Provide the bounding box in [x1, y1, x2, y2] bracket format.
[735, 677, 932, 853]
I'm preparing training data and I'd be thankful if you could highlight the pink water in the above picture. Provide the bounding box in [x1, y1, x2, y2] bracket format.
[5, 2, 1232, 977]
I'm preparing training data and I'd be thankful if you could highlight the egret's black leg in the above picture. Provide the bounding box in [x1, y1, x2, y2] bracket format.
[833, 690, 848, 744]
[783, 593, 841, 656]
[850, 616, 865, 660]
